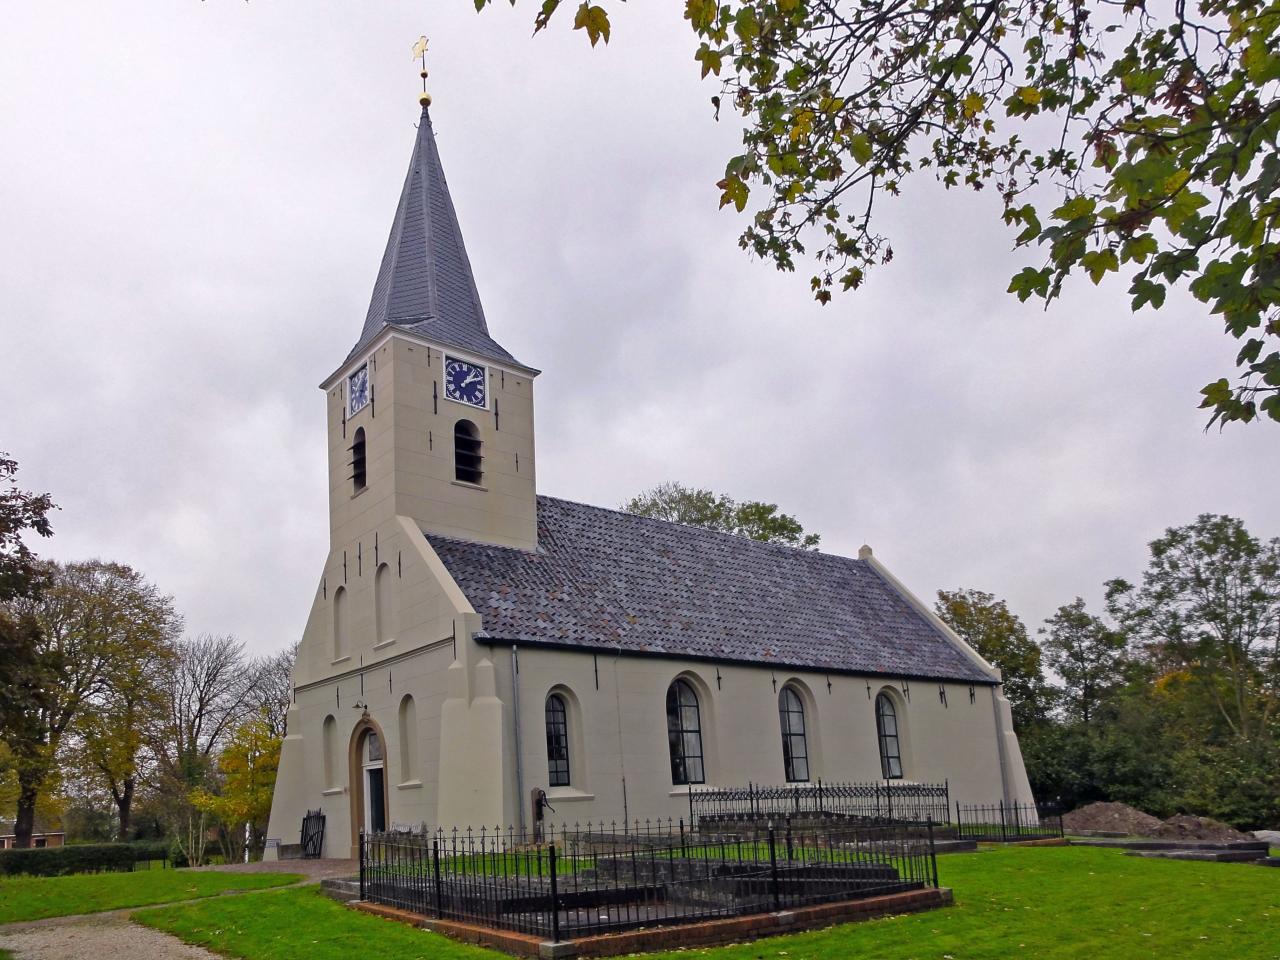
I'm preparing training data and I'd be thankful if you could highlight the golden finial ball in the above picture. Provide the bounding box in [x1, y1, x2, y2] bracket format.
[419, 92, 433, 106]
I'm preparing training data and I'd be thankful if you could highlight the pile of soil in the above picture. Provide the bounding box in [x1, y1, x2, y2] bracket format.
[1062, 801, 1163, 836]
[1152, 814, 1251, 843]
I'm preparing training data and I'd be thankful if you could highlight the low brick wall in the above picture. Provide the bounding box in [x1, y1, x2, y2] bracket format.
[353, 886, 954, 958]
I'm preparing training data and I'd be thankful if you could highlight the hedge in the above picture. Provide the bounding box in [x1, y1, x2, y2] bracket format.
[0, 841, 171, 877]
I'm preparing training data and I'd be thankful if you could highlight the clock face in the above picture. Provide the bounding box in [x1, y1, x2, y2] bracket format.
[444, 356, 487, 408]
[348, 364, 370, 416]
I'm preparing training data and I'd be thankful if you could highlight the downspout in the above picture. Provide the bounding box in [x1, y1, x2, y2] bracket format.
[511, 644, 526, 835]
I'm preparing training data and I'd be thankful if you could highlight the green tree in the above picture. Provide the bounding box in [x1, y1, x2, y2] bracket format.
[191, 717, 281, 864]
[622, 481, 820, 548]
[73, 636, 177, 841]
[1, 561, 179, 848]
[1040, 598, 1130, 725]
[485, 1, 1280, 425]
[1107, 514, 1280, 742]
[935, 587, 1052, 729]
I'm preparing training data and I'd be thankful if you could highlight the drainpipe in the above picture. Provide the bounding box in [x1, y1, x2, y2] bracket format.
[511, 644, 526, 835]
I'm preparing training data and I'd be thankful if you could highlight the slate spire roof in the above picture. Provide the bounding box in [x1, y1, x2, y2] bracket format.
[428, 497, 997, 685]
[349, 104, 518, 365]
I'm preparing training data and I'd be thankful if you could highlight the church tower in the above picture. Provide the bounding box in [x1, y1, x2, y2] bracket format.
[319, 101, 539, 554]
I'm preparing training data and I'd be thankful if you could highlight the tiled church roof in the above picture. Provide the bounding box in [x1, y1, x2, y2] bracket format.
[349, 104, 519, 367]
[428, 496, 996, 684]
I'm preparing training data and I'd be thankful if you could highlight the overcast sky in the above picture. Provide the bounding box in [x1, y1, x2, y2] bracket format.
[3, 2, 1276, 658]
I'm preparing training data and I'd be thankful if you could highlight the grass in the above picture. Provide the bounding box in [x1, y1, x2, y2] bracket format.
[0, 869, 302, 924]
[134, 845, 1279, 960]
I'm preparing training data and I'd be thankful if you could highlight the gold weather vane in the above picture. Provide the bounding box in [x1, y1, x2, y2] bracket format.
[412, 35, 431, 107]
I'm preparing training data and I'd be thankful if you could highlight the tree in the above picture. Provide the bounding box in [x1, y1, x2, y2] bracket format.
[190, 717, 281, 864]
[73, 635, 176, 840]
[248, 643, 298, 740]
[1, 561, 178, 848]
[935, 587, 1052, 728]
[1107, 514, 1280, 742]
[0, 454, 57, 792]
[0, 452, 56, 602]
[622, 481, 820, 548]
[1040, 598, 1130, 725]
[486, 1, 1280, 425]
[154, 634, 256, 866]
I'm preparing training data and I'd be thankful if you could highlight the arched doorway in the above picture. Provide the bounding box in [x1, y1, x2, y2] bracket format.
[348, 718, 389, 856]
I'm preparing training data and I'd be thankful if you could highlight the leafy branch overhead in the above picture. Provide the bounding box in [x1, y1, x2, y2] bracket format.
[622, 481, 820, 548]
[480, 0, 1280, 426]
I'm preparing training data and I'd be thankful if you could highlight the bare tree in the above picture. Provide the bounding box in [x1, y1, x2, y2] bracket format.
[249, 642, 297, 740]
[155, 634, 255, 865]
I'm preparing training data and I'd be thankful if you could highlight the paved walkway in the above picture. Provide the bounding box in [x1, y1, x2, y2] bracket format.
[0, 859, 357, 960]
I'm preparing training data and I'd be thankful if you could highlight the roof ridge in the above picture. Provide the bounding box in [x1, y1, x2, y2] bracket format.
[536, 493, 834, 559]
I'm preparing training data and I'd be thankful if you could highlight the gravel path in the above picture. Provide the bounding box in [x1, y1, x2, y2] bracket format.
[0, 913, 221, 960]
[0, 860, 355, 960]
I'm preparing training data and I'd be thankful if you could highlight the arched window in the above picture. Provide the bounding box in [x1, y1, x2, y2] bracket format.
[398, 695, 417, 782]
[875, 693, 904, 779]
[454, 420, 483, 485]
[779, 686, 810, 783]
[322, 715, 338, 789]
[350, 427, 367, 493]
[332, 586, 349, 660]
[666, 679, 705, 785]
[374, 564, 394, 645]
[545, 693, 570, 787]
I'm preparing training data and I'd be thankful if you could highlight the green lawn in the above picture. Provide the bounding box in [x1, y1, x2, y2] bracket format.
[0, 869, 302, 924]
[135, 845, 1279, 960]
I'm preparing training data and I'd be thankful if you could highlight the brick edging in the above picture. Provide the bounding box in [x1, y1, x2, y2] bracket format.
[353, 886, 953, 958]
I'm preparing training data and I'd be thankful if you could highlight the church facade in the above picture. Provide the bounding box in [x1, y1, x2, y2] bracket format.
[265, 102, 1034, 860]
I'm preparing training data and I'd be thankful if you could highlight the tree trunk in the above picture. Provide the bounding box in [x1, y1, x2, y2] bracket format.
[13, 771, 41, 849]
[116, 777, 136, 842]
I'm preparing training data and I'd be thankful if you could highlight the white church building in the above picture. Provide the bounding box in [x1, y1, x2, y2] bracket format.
[265, 99, 1034, 860]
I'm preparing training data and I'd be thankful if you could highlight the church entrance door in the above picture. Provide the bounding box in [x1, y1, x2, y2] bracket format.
[361, 730, 387, 834]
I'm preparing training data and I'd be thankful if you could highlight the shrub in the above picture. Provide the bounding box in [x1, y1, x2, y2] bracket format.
[0, 841, 170, 877]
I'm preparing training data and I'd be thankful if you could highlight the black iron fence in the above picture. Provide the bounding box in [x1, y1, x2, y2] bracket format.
[954, 802, 1064, 842]
[688, 780, 951, 829]
[360, 817, 938, 942]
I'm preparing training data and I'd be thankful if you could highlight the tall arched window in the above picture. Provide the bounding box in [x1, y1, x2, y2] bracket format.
[454, 419, 483, 485]
[545, 693, 571, 787]
[350, 427, 367, 493]
[398, 695, 417, 782]
[374, 563, 394, 645]
[666, 679, 705, 785]
[332, 586, 349, 660]
[779, 686, 810, 783]
[875, 693, 904, 779]
[322, 715, 338, 789]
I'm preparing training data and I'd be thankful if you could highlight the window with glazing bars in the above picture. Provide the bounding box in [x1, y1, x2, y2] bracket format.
[545, 693, 570, 787]
[665, 679, 705, 785]
[779, 686, 810, 782]
[875, 693, 903, 779]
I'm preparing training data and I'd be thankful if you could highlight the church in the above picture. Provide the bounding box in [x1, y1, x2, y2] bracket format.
[265, 95, 1034, 861]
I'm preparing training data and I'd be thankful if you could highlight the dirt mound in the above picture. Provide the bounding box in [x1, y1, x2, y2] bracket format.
[1152, 814, 1251, 842]
[1061, 801, 1164, 836]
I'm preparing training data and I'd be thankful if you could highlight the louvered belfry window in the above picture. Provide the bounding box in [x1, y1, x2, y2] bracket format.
[454, 419, 483, 485]
[350, 427, 367, 493]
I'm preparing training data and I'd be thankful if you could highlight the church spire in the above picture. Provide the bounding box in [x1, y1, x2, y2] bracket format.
[350, 51, 516, 365]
